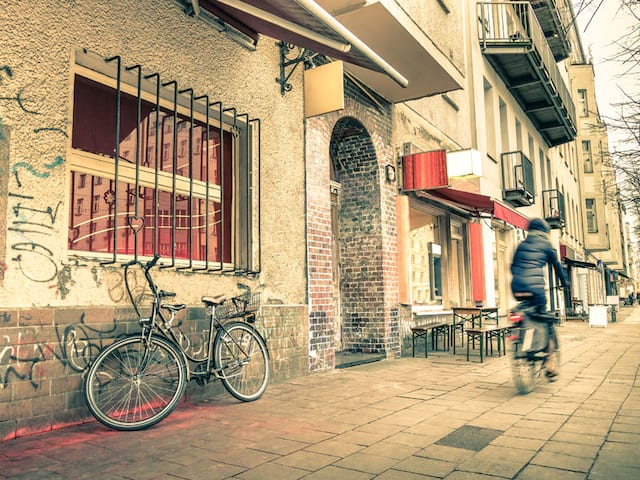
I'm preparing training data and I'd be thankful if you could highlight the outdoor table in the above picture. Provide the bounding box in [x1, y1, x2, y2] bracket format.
[451, 307, 499, 356]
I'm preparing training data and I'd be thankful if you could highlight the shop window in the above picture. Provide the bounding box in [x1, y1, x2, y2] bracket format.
[409, 212, 442, 306]
[429, 243, 443, 299]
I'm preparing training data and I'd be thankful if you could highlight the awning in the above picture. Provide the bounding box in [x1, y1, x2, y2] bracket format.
[563, 258, 599, 270]
[424, 187, 530, 231]
[203, 0, 464, 101]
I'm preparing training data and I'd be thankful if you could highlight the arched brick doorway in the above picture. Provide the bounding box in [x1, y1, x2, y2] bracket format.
[329, 117, 387, 361]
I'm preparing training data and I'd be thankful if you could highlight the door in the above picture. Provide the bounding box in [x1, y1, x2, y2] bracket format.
[330, 180, 343, 351]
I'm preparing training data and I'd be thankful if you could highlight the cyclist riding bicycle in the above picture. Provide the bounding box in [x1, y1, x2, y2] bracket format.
[510, 218, 569, 379]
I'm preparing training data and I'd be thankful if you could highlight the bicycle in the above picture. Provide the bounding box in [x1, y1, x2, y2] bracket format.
[84, 254, 270, 430]
[508, 292, 560, 394]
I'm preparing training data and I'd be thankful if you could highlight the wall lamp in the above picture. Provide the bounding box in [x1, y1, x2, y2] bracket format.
[385, 164, 396, 183]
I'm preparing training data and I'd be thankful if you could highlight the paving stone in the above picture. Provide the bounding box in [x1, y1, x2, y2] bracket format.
[445, 472, 512, 480]
[550, 431, 605, 446]
[489, 435, 545, 451]
[274, 450, 339, 471]
[360, 440, 420, 460]
[233, 461, 307, 480]
[530, 451, 593, 472]
[393, 456, 456, 477]
[457, 456, 525, 478]
[299, 465, 374, 480]
[305, 439, 364, 457]
[610, 421, 640, 434]
[514, 464, 587, 480]
[204, 444, 278, 467]
[334, 452, 400, 474]
[605, 431, 640, 443]
[540, 440, 599, 459]
[504, 426, 554, 441]
[435, 426, 504, 452]
[469, 412, 522, 430]
[416, 443, 475, 464]
[473, 444, 536, 464]
[385, 431, 444, 448]
[595, 442, 640, 467]
[588, 462, 640, 480]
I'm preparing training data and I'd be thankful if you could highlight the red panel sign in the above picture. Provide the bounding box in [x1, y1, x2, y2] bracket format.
[469, 222, 486, 303]
[402, 150, 448, 191]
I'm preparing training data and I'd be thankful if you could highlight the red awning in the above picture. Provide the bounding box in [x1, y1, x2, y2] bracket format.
[423, 187, 529, 230]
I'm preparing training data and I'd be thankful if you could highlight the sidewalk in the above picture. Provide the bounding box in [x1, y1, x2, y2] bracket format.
[1, 309, 639, 480]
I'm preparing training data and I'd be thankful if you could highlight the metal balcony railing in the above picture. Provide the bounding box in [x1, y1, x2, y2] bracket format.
[477, 2, 576, 146]
[501, 150, 534, 206]
[542, 189, 566, 228]
[530, 0, 571, 61]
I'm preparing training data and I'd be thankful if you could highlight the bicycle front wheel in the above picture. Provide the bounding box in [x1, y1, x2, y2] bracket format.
[84, 335, 187, 431]
[213, 322, 269, 402]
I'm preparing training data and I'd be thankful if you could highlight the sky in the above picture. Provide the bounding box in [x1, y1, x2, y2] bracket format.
[573, 0, 638, 146]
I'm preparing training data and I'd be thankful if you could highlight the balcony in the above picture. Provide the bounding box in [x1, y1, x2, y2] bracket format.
[477, 2, 576, 147]
[530, 0, 571, 61]
[501, 151, 534, 207]
[542, 189, 566, 229]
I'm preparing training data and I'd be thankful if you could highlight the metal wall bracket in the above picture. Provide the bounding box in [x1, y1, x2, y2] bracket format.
[276, 41, 316, 95]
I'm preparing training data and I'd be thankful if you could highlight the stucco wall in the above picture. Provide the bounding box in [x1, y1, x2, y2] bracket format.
[0, 0, 307, 307]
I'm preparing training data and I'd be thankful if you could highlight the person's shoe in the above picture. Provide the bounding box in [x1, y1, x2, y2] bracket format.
[545, 369, 558, 382]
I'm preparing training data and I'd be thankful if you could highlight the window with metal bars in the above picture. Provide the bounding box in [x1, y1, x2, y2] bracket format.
[68, 50, 260, 273]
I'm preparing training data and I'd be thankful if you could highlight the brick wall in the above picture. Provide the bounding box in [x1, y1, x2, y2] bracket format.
[305, 77, 401, 370]
[0, 304, 306, 441]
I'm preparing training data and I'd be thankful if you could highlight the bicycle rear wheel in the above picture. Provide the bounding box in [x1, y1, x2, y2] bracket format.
[84, 335, 187, 430]
[213, 322, 269, 402]
[511, 342, 537, 394]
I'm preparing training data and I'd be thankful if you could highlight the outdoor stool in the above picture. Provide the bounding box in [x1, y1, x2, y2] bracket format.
[465, 325, 505, 362]
[411, 323, 450, 358]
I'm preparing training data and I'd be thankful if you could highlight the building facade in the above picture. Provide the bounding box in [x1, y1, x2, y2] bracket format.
[0, 0, 630, 441]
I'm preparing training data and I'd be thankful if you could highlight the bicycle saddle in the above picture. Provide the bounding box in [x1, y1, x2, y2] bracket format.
[201, 295, 226, 307]
[513, 292, 534, 299]
[161, 304, 186, 312]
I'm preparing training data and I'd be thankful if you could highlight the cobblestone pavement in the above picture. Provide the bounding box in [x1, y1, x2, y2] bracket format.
[1, 307, 639, 480]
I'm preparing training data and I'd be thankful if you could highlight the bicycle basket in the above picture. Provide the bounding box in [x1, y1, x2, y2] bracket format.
[215, 292, 261, 319]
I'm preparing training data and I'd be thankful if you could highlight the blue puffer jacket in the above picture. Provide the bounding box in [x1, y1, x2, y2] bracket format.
[510, 230, 567, 304]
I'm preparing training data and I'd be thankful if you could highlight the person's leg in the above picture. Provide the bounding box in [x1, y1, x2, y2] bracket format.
[531, 295, 557, 376]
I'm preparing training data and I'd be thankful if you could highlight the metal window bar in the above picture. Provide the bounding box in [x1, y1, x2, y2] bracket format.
[83, 52, 260, 272]
[237, 112, 250, 274]
[101, 56, 121, 266]
[144, 73, 161, 257]
[209, 101, 225, 272]
[177, 88, 195, 271]
[193, 95, 212, 271]
[246, 118, 261, 275]
[222, 107, 237, 273]
[160, 81, 179, 269]
[126, 64, 143, 261]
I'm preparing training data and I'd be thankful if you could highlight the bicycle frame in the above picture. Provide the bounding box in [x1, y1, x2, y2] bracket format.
[124, 254, 262, 383]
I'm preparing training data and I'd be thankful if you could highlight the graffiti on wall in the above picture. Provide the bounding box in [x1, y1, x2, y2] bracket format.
[0, 64, 79, 298]
[0, 311, 118, 389]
